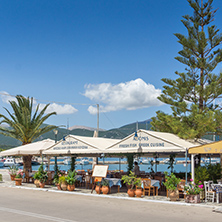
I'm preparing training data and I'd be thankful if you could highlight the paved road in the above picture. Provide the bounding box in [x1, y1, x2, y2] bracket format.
[0, 187, 221, 222]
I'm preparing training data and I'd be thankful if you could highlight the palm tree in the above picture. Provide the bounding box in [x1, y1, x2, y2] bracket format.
[0, 95, 57, 172]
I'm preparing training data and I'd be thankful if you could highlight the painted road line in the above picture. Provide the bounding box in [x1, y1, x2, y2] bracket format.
[0, 207, 78, 222]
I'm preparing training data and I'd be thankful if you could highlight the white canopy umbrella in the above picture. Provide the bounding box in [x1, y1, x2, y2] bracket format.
[0, 139, 55, 156]
[43, 135, 120, 156]
[105, 129, 197, 154]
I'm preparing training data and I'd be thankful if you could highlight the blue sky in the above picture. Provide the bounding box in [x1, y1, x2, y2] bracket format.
[0, 0, 222, 130]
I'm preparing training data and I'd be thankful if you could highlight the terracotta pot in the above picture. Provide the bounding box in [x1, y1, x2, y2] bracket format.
[10, 174, 16, 181]
[34, 179, 40, 188]
[127, 189, 135, 197]
[185, 194, 200, 204]
[135, 188, 142, 198]
[102, 186, 109, 195]
[95, 185, 101, 194]
[168, 189, 179, 201]
[39, 182, 45, 188]
[56, 183, 61, 190]
[67, 184, 75, 191]
[200, 190, 205, 200]
[14, 178, 22, 186]
[61, 182, 67, 191]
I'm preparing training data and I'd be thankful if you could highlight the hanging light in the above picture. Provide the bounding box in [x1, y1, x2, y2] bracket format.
[134, 131, 138, 140]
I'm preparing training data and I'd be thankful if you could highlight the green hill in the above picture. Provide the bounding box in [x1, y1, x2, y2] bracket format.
[0, 119, 153, 149]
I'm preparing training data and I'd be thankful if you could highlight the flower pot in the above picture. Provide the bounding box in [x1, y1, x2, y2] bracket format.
[127, 189, 135, 197]
[61, 182, 67, 191]
[168, 189, 179, 201]
[56, 183, 61, 190]
[95, 185, 101, 194]
[34, 179, 40, 188]
[185, 194, 200, 204]
[10, 174, 16, 181]
[14, 178, 22, 186]
[102, 186, 109, 195]
[39, 182, 45, 188]
[200, 190, 205, 200]
[135, 188, 142, 198]
[67, 184, 75, 191]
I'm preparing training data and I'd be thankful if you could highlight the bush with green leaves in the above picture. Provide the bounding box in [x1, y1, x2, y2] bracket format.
[65, 170, 77, 185]
[195, 163, 222, 184]
[59, 175, 67, 185]
[134, 178, 142, 188]
[163, 172, 180, 191]
[33, 164, 48, 183]
[8, 165, 18, 176]
[121, 171, 137, 190]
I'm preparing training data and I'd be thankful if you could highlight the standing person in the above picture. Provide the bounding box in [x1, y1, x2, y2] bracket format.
[133, 162, 140, 175]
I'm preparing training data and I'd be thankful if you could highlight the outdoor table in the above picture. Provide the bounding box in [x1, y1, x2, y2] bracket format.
[141, 179, 160, 196]
[76, 175, 82, 183]
[212, 184, 222, 203]
[105, 178, 122, 193]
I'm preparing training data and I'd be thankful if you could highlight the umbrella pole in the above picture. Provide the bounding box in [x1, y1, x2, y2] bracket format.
[185, 149, 188, 184]
[54, 156, 57, 175]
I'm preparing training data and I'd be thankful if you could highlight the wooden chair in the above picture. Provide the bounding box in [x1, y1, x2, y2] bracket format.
[177, 179, 186, 198]
[85, 175, 92, 189]
[143, 178, 155, 196]
[204, 181, 215, 203]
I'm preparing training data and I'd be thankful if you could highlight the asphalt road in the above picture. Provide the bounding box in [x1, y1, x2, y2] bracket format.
[0, 187, 221, 222]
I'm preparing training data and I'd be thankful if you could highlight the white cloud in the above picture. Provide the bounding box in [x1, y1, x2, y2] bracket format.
[0, 91, 78, 115]
[84, 78, 162, 114]
[0, 91, 17, 104]
[39, 103, 78, 115]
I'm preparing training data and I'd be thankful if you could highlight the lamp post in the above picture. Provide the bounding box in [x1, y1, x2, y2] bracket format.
[53, 129, 58, 175]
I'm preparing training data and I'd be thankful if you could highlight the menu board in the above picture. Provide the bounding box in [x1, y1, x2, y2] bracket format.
[92, 165, 109, 178]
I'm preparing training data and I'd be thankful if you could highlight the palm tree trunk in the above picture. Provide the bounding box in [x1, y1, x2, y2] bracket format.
[23, 155, 32, 172]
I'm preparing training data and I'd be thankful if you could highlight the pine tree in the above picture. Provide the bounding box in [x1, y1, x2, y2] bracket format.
[151, 0, 222, 139]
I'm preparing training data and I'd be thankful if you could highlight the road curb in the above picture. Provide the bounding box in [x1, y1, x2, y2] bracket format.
[2, 184, 218, 209]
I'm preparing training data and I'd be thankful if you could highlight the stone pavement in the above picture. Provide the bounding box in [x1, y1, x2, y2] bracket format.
[0, 169, 221, 210]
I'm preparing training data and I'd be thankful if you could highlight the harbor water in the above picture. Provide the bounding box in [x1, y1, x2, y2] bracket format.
[29, 157, 192, 173]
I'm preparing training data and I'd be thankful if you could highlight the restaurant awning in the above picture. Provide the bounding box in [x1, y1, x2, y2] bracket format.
[105, 129, 197, 155]
[43, 134, 120, 156]
[0, 139, 55, 156]
[189, 140, 222, 154]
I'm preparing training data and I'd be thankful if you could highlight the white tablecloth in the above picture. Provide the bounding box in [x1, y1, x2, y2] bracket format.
[105, 178, 122, 188]
[141, 179, 160, 189]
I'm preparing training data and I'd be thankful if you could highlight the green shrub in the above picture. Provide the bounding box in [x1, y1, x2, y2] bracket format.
[163, 172, 180, 191]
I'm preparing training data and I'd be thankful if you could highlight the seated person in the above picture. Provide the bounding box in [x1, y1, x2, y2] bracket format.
[133, 161, 140, 175]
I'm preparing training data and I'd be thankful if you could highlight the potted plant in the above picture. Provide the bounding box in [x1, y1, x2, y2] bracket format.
[184, 180, 203, 203]
[95, 181, 101, 194]
[121, 171, 137, 197]
[14, 169, 23, 186]
[59, 175, 67, 191]
[65, 170, 77, 191]
[53, 169, 63, 190]
[53, 175, 61, 190]
[33, 171, 41, 187]
[33, 164, 48, 188]
[8, 165, 18, 181]
[163, 172, 180, 201]
[134, 178, 142, 198]
[101, 179, 109, 195]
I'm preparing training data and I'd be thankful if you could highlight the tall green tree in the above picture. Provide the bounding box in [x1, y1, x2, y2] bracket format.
[0, 95, 57, 171]
[152, 0, 222, 139]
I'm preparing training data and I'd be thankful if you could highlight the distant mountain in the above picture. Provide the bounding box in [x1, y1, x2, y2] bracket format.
[68, 125, 105, 132]
[0, 119, 153, 149]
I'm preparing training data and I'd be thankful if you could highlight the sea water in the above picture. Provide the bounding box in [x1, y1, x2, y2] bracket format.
[27, 157, 192, 173]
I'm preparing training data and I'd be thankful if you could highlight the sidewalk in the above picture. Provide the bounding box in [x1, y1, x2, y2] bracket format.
[1, 169, 222, 210]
